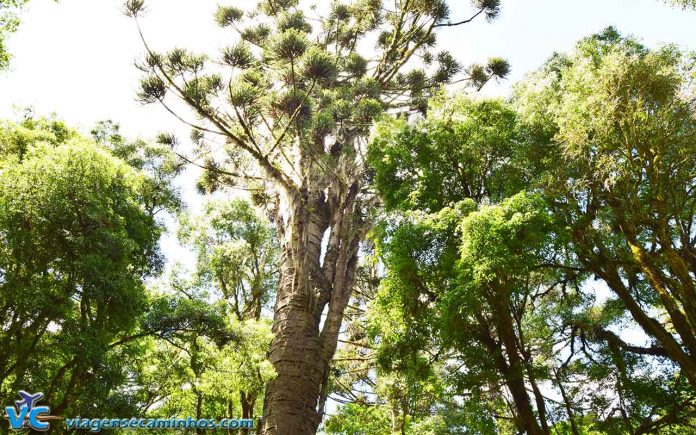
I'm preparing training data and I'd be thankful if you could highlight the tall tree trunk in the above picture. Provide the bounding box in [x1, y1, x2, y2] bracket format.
[492, 293, 545, 435]
[528, 369, 550, 434]
[240, 391, 255, 435]
[261, 186, 362, 434]
[517, 317, 550, 434]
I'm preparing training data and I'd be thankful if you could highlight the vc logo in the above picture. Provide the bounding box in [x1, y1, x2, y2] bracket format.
[4, 391, 58, 432]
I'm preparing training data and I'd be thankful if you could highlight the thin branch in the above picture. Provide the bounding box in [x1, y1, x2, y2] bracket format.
[132, 17, 296, 194]
[433, 8, 485, 28]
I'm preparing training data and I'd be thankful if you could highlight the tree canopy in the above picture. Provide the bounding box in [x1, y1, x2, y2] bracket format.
[0, 115, 180, 418]
[321, 29, 696, 434]
[2, 2, 695, 434]
[516, 27, 696, 390]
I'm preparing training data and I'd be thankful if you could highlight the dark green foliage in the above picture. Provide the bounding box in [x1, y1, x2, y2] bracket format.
[277, 10, 311, 33]
[369, 97, 531, 212]
[473, 0, 501, 20]
[137, 75, 167, 103]
[0, 115, 180, 419]
[269, 28, 308, 61]
[126, 0, 510, 197]
[302, 47, 337, 83]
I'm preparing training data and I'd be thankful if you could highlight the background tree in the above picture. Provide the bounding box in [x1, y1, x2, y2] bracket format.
[110, 197, 280, 435]
[179, 198, 279, 324]
[123, 0, 509, 432]
[364, 97, 556, 433]
[363, 88, 696, 433]
[176, 198, 279, 429]
[132, 288, 273, 435]
[325, 253, 461, 435]
[515, 28, 696, 390]
[0, 115, 181, 424]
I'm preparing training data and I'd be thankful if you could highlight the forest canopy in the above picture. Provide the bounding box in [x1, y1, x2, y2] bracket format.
[1, 1, 695, 434]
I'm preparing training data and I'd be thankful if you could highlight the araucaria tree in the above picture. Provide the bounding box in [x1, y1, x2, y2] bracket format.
[123, 0, 508, 432]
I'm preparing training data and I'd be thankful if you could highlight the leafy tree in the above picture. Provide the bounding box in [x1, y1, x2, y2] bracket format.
[0, 115, 180, 422]
[92, 121, 184, 214]
[179, 198, 279, 323]
[515, 28, 696, 390]
[369, 95, 534, 211]
[454, 193, 559, 434]
[325, 403, 392, 435]
[123, 0, 509, 432]
[365, 82, 696, 434]
[177, 198, 279, 427]
[368, 193, 563, 434]
[326, 254, 467, 435]
[133, 288, 274, 435]
[112, 198, 278, 435]
[364, 97, 560, 433]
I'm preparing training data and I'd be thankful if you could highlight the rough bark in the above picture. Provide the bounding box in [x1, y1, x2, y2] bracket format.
[261, 184, 363, 434]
